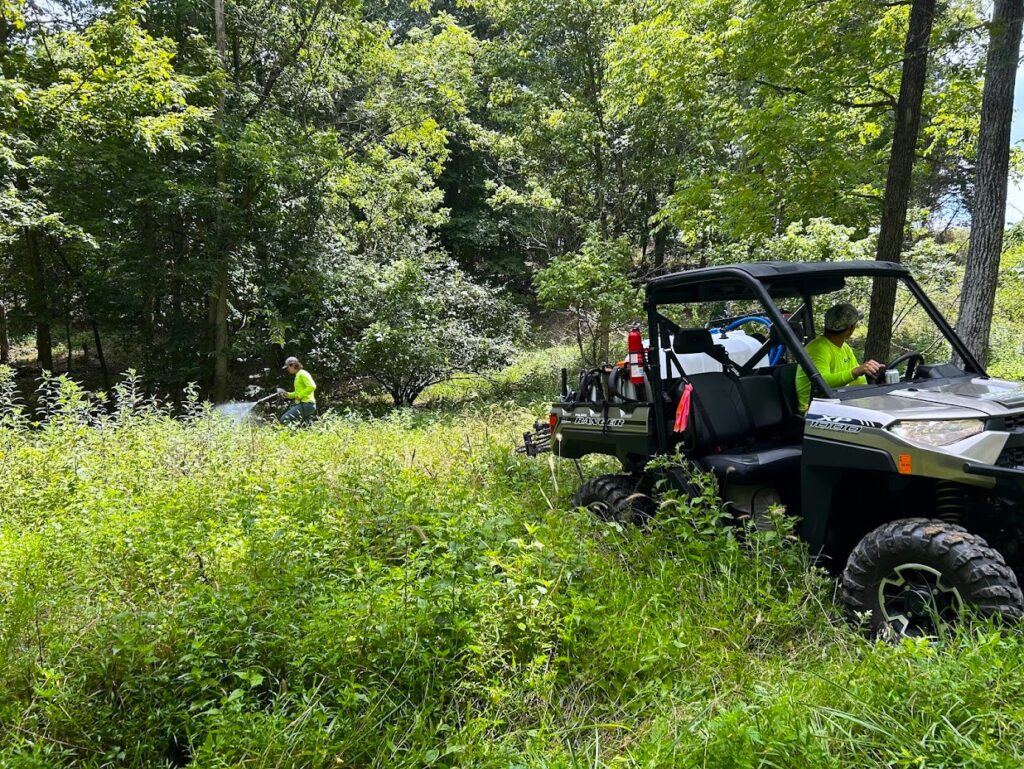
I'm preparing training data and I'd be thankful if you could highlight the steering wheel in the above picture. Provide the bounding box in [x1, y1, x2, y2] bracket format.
[874, 351, 926, 384]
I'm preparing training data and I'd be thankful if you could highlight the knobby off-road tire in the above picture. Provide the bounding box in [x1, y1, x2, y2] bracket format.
[572, 474, 653, 526]
[842, 517, 1024, 637]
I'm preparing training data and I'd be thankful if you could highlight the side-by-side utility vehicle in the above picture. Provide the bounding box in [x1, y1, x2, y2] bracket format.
[522, 260, 1024, 636]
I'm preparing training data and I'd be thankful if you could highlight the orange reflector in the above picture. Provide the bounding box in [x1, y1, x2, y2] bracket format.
[898, 454, 913, 474]
[549, 412, 558, 431]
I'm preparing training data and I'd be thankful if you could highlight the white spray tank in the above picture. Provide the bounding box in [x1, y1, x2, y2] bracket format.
[646, 329, 769, 377]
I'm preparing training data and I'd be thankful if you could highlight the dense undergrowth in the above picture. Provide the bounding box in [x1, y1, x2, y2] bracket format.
[3, 367, 1024, 767]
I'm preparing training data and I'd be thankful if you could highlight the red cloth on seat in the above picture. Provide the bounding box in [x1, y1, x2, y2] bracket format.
[673, 383, 693, 433]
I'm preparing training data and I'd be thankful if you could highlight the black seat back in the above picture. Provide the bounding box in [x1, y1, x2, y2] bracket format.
[788, 318, 807, 344]
[676, 373, 753, 453]
[771, 363, 800, 419]
[671, 371, 799, 454]
[670, 328, 733, 372]
[738, 375, 785, 432]
[673, 328, 717, 355]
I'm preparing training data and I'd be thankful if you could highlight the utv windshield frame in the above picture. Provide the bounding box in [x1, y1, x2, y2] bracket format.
[643, 260, 986, 455]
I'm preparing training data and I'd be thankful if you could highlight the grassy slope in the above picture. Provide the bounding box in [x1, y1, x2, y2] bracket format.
[2, 364, 1024, 767]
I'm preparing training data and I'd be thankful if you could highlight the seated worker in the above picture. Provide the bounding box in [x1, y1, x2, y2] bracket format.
[795, 303, 883, 413]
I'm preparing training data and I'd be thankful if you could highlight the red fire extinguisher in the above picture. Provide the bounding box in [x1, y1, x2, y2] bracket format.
[627, 325, 646, 385]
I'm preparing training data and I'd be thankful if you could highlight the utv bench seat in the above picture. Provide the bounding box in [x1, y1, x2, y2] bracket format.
[668, 366, 802, 486]
[696, 446, 802, 485]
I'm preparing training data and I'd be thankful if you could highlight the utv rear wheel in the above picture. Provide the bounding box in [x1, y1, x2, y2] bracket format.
[842, 518, 1024, 637]
[573, 474, 653, 525]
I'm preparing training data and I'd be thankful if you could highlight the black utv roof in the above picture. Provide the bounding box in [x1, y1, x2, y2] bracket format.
[646, 260, 910, 303]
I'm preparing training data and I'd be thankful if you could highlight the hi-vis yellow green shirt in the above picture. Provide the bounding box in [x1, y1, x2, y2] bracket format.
[795, 335, 866, 413]
[287, 369, 316, 404]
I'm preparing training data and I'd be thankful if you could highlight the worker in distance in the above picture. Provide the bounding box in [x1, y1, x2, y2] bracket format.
[278, 356, 317, 425]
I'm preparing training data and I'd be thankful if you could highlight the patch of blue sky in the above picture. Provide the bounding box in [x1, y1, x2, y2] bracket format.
[1005, 67, 1024, 223]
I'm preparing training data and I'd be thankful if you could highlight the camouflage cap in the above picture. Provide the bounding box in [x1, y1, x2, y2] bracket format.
[823, 303, 862, 332]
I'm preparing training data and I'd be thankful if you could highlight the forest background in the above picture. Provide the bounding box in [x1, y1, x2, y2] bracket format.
[3, 0, 1024, 406]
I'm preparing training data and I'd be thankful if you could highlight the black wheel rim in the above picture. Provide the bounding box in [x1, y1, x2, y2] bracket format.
[877, 562, 964, 637]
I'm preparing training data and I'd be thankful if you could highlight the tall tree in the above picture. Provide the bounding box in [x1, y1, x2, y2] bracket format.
[864, 0, 937, 364]
[955, 0, 1024, 366]
[476, 0, 682, 265]
[1, 1, 204, 378]
[210, 0, 229, 401]
[599, 0, 983, 262]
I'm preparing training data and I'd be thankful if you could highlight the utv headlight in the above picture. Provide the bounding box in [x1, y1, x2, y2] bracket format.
[889, 419, 985, 447]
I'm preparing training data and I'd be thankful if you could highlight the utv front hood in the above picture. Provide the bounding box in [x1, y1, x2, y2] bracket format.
[888, 378, 1024, 416]
[837, 377, 1024, 421]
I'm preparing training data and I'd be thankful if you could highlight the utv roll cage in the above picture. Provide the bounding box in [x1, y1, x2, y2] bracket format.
[643, 260, 986, 455]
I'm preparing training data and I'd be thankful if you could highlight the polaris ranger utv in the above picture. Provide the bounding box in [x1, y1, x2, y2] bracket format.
[525, 260, 1024, 636]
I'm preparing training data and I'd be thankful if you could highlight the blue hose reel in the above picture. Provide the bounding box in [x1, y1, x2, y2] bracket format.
[718, 316, 785, 366]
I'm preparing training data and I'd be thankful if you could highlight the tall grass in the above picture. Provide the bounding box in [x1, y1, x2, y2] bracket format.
[2, 368, 1024, 767]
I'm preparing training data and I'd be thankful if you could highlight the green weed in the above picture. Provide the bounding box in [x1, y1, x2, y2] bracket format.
[1, 372, 1024, 767]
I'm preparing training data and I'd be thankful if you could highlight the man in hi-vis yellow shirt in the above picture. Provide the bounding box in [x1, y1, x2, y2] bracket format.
[795, 303, 882, 413]
[277, 356, 317, 425]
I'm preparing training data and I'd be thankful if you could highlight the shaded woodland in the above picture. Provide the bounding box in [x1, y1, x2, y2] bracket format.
[1, 0, 1021, 403]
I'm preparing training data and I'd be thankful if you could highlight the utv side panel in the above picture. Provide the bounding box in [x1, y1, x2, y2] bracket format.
[552, 402, 653, 465]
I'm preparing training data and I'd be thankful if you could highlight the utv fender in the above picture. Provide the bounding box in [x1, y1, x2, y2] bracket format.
[801, 437, 898, 553]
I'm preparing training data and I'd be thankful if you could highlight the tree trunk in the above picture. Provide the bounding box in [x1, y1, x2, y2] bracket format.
[141, 203, 158, 354]
[64, 312, 72, 373]
[575, 320, 587, 365]
[596, 311, 611, 364]
[864, 0, 937, 364]
[955, 0, 1024, 367]
[47, 239, 111, 390]
[170, 211, 186, 329]
[0, 302, 8, 364]
[211, 0, 231, 402]
[91, 319, 110, 391]
[25, 227, 53, 372]
[652, 179, 674, 275]
[14, 171, 53, 372]
[214, 0, 228, 91]
[653, 225, 668, 274]
[211, 263, 230, 401]
[640, 189, 654, 270]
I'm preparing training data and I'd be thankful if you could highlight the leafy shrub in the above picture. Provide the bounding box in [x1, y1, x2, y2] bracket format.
[535, 235, 642, 365]
[2, 371, 1024, 767]
[421, 344, 581, 407]
[316, 256, 524, 406]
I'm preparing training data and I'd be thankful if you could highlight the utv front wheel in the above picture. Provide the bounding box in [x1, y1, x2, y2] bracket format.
[842, 518, 1024, 637]
[572, 474, 653, 525]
